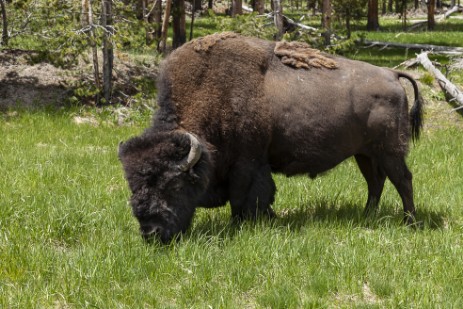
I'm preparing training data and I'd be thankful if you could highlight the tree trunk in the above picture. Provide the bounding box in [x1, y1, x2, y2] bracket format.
[401, 0, 407, 29]
[232, 0, 243, 16]
[159, 0, 172, 52]
[388, 0, 393, 12]
[253, 0, 265, 14]
[193, 0, 201, 10]
[395, 0, 400, 13]
[153, 0, 162, 41]
[189, 1, 195, 41]
[367, 0, 380, 31]
[273, 0, 284, 40]
[428, 0, 435, 30]
[321, 0, 331, 45]
[172, 0, 185, 49]
[82, 0, 100, 105]
[101, 0, 113, 104]
[1, 0, 7, 46]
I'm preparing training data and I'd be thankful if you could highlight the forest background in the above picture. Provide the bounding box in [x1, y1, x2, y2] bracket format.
[1, 0, 462, 106]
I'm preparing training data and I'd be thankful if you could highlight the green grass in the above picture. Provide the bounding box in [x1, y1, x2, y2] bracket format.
[2, 14, 463, 308]
[1, 102, 463, 308]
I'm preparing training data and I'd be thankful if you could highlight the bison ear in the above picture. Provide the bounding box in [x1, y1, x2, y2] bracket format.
[177, 133, 202, 172]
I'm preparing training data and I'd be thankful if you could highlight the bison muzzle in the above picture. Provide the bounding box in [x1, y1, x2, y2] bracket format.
[119, 33, 423, 244]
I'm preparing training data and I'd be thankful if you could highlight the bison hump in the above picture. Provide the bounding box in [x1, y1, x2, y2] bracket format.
[274, 41, 338, 70]
[189, 32, 239, 52]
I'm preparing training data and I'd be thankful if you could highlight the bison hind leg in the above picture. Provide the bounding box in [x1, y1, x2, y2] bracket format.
[379, 155, 417, 225]
[229, 162, 276, 221]
[355, 154, 387, 217]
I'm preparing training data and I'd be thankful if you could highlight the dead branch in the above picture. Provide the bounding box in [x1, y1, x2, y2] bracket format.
[359, 39, 463, 55]
[260, 13, 318, 32]
[439, 5, 462, 20]
[417, 51, 463, 110]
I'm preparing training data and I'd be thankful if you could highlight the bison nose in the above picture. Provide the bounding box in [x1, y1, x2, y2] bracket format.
[140, 224, 162, 242]
[140, 224, 172, 244]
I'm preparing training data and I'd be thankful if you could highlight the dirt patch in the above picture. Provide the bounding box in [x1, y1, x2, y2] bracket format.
[0, 49, 158, 110]
[0, 50, 74, 109]
[404, 70, 463, 132]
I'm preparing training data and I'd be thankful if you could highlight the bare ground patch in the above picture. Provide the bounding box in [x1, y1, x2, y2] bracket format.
[0, 49, 158, 110]
[401, 70, 463, 132]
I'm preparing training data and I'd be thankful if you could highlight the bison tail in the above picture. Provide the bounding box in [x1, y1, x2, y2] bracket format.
[397, 72, 424, 142]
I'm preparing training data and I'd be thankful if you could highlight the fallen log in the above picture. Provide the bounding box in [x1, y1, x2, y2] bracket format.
[417, 51, 463, 110]
[359, 39, 463, 55]
[406, 20, 427, 31]
[439, 5, 462, 20]
[406, 6, 462, 31]
[260, 12, 318, 32]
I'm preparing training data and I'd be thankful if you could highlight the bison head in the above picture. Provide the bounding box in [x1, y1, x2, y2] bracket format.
[119, 131, 211, 244]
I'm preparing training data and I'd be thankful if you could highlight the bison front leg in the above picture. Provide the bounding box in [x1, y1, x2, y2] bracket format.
[228, 161, 276, 220]
[355, 154, 387, 216]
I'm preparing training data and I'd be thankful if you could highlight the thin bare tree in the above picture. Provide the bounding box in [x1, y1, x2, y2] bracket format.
[101, 0, 114, 104]
[159, 0, 172, 52]
[321, 0, 331, 45]
[1, 0, 7, 46]
[273, 0, 284, 40]
[81, 0, 100, 104]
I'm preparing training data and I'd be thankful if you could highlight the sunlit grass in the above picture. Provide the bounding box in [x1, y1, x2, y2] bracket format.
[1, 101, 463, 307]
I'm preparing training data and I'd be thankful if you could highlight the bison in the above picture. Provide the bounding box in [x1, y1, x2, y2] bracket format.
[119, 33, 423, 243]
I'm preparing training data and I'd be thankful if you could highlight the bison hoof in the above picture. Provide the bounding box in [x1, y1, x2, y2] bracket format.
[403, 212, 421, 228]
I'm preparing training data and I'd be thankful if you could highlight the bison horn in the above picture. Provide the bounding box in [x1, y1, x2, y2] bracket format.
[178, 133, 202, 172]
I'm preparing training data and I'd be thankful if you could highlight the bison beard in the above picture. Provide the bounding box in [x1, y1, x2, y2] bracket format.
[119, 33, 423, 244]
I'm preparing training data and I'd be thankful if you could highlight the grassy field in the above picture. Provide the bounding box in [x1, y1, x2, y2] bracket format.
[2, 13, 463, 308]
[1, 92, 463, 308]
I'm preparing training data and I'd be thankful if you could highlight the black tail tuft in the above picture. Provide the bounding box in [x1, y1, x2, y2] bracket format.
[397, 72, 424, 142]
[410, 95, 424, 142]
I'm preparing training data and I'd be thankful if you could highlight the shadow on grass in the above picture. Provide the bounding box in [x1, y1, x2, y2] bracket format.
[189, 202, 447, 242]
[274, 201, 447, 231]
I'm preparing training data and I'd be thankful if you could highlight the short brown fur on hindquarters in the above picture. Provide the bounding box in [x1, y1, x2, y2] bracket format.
[190, 32, 238, 52]
[274, 41, 338, 69]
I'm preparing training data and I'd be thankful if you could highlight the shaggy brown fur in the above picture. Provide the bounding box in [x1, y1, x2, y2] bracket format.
[120, 33, 423, 244]
[189, 32, 238, 52]
[274, 41, 338, 69]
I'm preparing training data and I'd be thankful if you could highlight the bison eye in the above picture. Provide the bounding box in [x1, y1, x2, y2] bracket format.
[146, 175, 157, 187]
